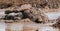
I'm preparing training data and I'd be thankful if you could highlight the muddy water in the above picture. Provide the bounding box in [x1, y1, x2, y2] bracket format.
[45, 12, 60, 20]
[5, 22, 59, 31]
[5, 23, 24, 31]
[38, 26, 59, 31]
[0, 23, 5, 31]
